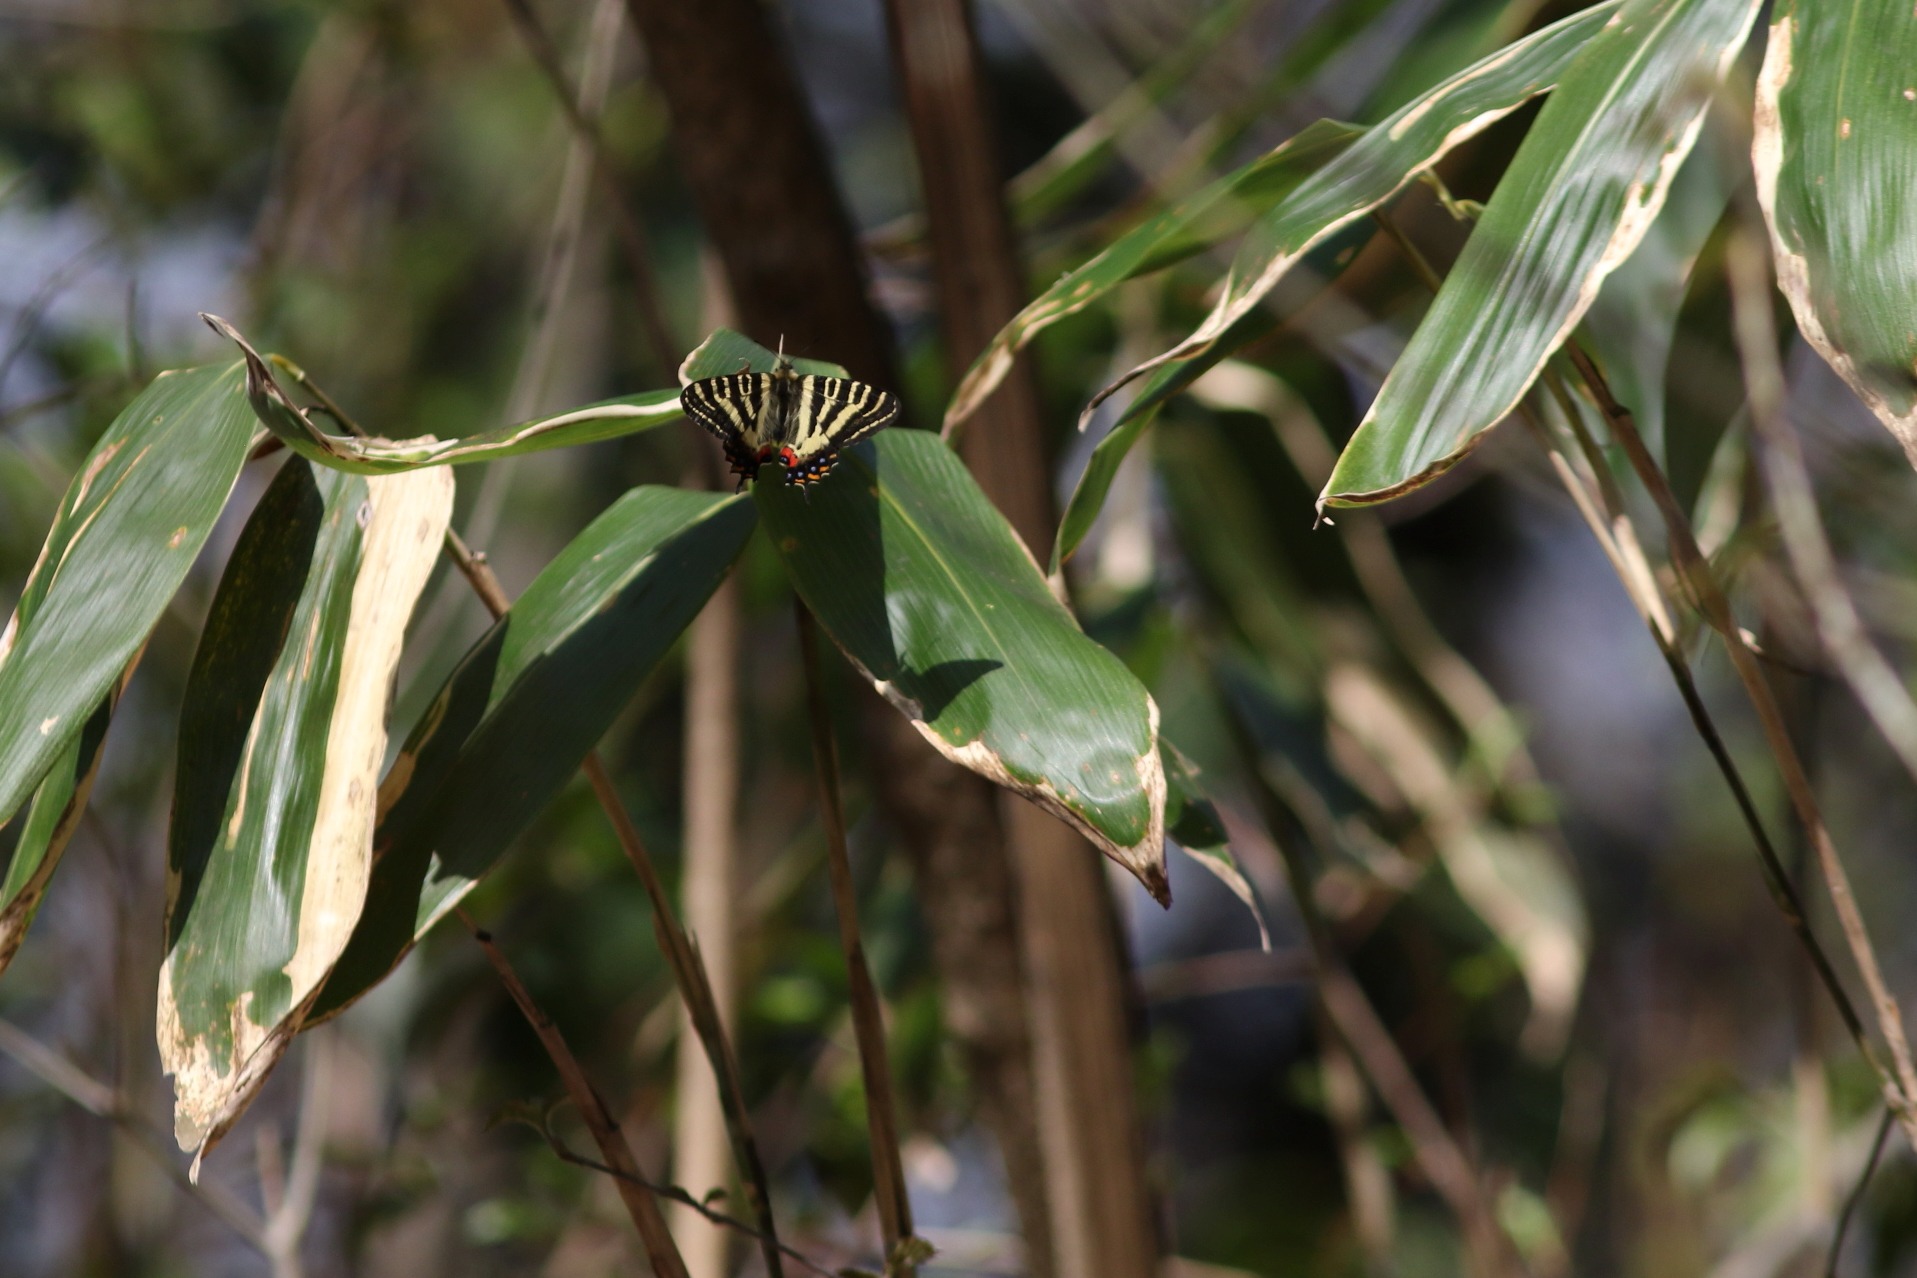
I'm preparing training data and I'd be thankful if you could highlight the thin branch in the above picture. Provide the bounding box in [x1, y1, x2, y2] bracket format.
[1726, 230, 1917, 786]
[507, 1107, 850, 1278]
[1827, 1106, 1894, 1278]
[499, 0, 677, 373]
[458, 909, 691, 1277]
[795, 600, 919, 1272]
[582, 752, 786, 1278]
[1215, 677, 1526, 1278]
[262, 1027, 333, 1275]
[269, 355, 368, 437]
[1564, 336, 1917, 1146]
[1518, 399, 1875, 1070]
[1364, 209, 1894, 1131]
[440, 525, 785, 1276]
[0, 1017, 271, 1253]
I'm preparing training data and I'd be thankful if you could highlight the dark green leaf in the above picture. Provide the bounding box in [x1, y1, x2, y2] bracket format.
[946, 119, 1364, 432]
[757, 429, 1169, 899]
[310, 486, 757, 1020]
[1109, 1, 1621, 402]
[0, 362, 255, 829]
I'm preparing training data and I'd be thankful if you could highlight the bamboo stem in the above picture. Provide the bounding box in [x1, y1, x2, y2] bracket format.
[794, 599, 918, 1274]
[1368, 205, 1901, 1134]
[439, 529, 786, 1276]
[1563, 338, 1917, 1145]
[458, 909, 690, 1278]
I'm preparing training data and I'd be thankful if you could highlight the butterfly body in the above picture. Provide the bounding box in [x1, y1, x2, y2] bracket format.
[681, 355, 900, 491]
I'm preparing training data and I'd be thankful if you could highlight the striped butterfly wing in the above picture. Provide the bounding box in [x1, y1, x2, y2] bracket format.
[782, 375, 901, 486]
[682, 371, 776, 484]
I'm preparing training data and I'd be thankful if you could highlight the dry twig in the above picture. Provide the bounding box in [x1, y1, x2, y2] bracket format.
[795, 600, 919, 1273]
[458, 909, 690, 1278]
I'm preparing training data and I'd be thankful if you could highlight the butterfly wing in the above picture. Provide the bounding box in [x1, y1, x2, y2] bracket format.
[682, 372, 774, 484]
[781, 376, 901, 485]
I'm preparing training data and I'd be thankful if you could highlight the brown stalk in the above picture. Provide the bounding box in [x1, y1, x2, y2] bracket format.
[881, 5, 1157, 1274]
[457, 908, 690, 1278]
[795, 600, 918, 1272]
[1725, 230, 1917, 787]
[439, 529, 785, 1277]
[1519, 394, 1875, 1072]
[1369, 207, 1888, 1115]
[673, 571, 742, 1278]
[499, 0, 677, 374]
[1219, 693, 1524, 1278]
[1562, 337, 1917, 1144]
[581, 753, 784, 1278]
[619, 0, 897, 387]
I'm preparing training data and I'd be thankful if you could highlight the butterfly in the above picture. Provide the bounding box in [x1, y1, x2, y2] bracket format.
[681, 349, 901, 492]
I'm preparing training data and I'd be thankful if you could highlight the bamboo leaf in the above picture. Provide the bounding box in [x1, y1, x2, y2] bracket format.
[0, 675, 127, 980]
[206, 316, 684, 475]
[1580, 125, 1734, 459]
[307, 486, 757, 1021]
[1052, 222, 1375, 573]
[944, 119, 1364, 432]
[1104, 0, 1621, 407]
[1163, 741, 1268, 950]
[1322, 0, 1762, 507]
[680, 327, 849, 381]
[159, 458, 454, 1162]
[757, 430, 1169, 901]
[1754, 0, 1917, 461]
[0, 362, 255, 830]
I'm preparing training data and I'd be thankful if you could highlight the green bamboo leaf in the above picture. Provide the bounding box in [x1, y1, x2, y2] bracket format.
[0, 675, 127, 980]
[1580, 126, 1734, 459]
[205, 316, 683, 475]
[0, 362, 255, 829]
[307, 486, 757, 1021]
[757, 430, 1169, 901]
[160, 458, 454, 1162]
[1754, 0, 1917, 460]
[944, 119, 1364, 432]
[1322, 0, 1761, 507]
[1105, 0, 1621, 407]
[1162, 741, 1268, 949]
[680, 326, 849, 381]
[1052, 222, 1375, 573]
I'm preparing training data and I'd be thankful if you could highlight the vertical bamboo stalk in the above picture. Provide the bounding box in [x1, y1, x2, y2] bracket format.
[879, 4, 1155, 1274]
[673, 575, 742, 1278]
[795, 602, 917, 1273]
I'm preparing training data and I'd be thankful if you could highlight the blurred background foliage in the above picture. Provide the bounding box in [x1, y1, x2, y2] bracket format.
[1, 0, 1915, 1275]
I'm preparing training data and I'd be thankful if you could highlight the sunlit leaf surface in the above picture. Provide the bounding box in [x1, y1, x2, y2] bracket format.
[945, 119, 1363, 431]
[1321, 0, 1761, 507]
[759, 430, 1169, 900]
[1106, 0, 1620, 405]
[1754, 0, 1917, 462]
[1052, 223, 1374, 573]
[0, 363, 254, 828]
